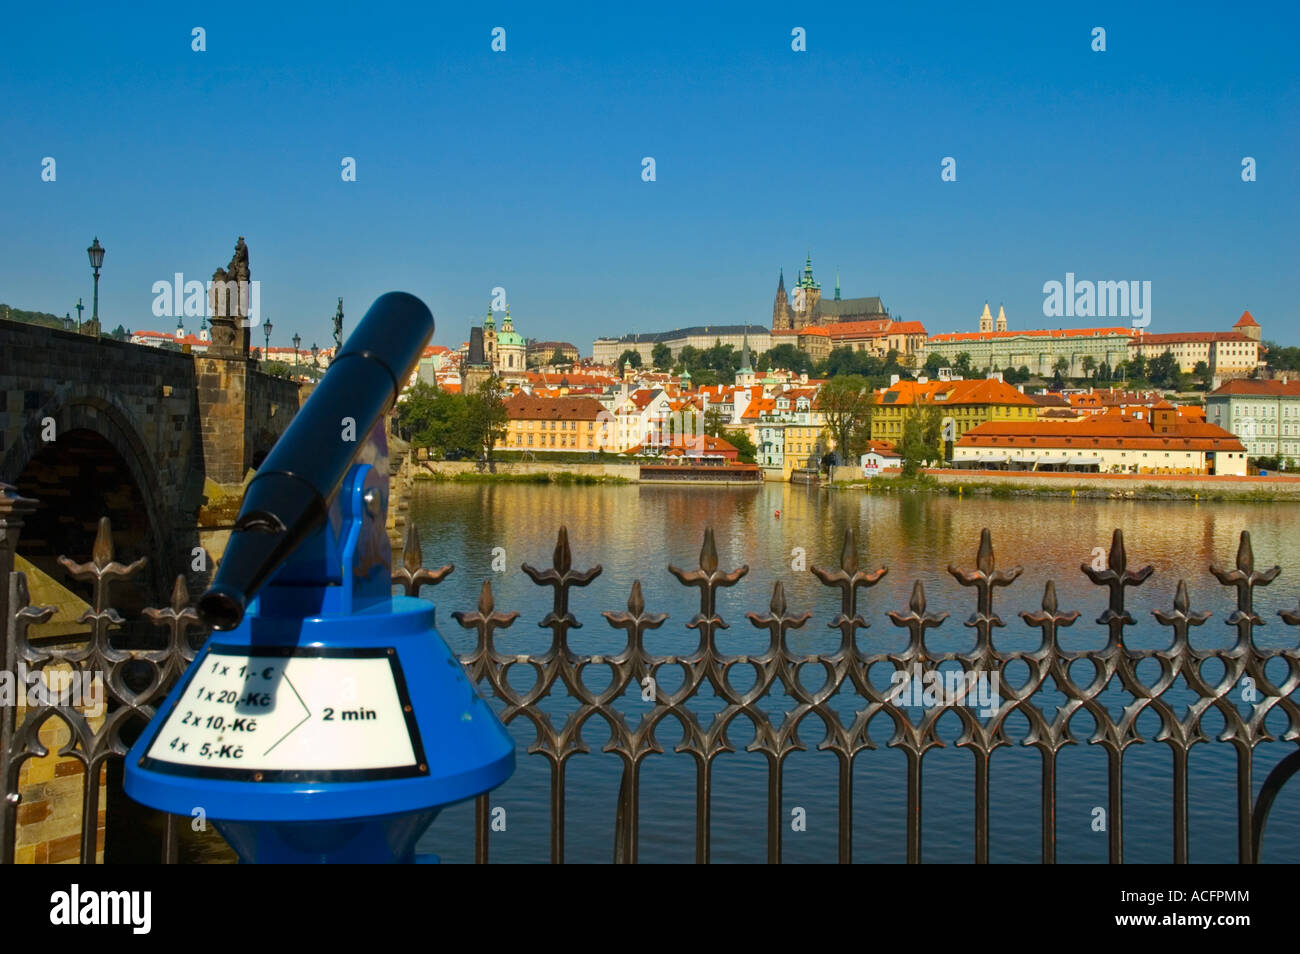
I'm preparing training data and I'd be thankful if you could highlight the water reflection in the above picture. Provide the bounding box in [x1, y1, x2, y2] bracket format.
[412, 482, 1300, 863]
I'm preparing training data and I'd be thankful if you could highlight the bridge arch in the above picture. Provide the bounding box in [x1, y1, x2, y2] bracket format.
[2, 390, 176, 613]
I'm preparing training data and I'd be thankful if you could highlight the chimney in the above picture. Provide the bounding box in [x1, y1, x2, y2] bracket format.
[890, 374, 901, 386]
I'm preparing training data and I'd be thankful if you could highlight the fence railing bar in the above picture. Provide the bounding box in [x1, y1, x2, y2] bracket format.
[3, 503, 1300, 866]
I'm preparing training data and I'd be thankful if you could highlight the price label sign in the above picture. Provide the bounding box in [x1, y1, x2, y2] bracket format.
[141, 645, 427, 782]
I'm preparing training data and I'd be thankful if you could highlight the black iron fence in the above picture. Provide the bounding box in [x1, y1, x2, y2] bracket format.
[2, 481, 1298, 863]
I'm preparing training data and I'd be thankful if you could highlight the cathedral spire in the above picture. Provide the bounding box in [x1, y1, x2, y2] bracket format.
[772, 268, 791, 330]
[834, 270, 841, 301]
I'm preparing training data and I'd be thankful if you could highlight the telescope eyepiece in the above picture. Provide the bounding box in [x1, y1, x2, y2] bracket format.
[199, 585, 247, 632]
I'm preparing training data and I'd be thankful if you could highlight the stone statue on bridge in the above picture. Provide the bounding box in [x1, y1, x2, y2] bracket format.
[208, 237, 251, 357]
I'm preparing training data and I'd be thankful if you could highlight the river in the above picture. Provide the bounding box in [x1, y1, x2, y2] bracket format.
[409, 481, 1300, 863]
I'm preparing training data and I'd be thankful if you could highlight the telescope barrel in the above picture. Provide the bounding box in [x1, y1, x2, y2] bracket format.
[198, 291, 434, 630]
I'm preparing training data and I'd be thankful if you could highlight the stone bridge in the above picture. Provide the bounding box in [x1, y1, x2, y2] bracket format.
[0, 318, 300, 612]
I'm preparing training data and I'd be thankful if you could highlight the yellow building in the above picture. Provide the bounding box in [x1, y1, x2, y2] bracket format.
[781, 421, 829, 477]
[871, 377, 1039, 454]
[503, 394, 608, 452]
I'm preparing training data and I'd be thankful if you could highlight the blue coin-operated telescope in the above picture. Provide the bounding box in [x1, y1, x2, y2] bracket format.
[125, 291, 514, 863]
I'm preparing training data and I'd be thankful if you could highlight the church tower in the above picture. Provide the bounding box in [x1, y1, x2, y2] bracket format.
[794, 252, 821, 328]
[979, 302, 993, 334]
[995, 305, 1007, 332]
[483, 305, 498, 371]
[772, 268, 791, 330]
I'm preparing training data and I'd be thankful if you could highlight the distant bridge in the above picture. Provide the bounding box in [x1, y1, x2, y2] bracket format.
[0, 318, 300, 610]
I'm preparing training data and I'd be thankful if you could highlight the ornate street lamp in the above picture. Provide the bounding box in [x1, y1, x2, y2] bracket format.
[310, 342, 319, 370]
[292, 333, 301, 368]
[86, 238, 105, 336]
[263, 317, 274, 362]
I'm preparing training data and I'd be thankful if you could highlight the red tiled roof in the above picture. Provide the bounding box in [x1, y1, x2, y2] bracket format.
[627, 434, 738, 455]
[878, 378, 1038, 407]
[505, 394, 606, 421]
[827, 319, 926, 339]
[1234, 310, 1259, 328]
[956, 417, 1244, 452]
[929, 327, 1131, 343]
[1134, 331, 1253, 345]
[1209, 379, 1300, 397]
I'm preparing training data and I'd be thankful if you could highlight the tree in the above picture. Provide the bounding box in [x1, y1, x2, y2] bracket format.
[760, 343, 813, 375]
[899, 406, 942, 477]
[651, 342, 673, 370]
[549, 348, 569, 366]
[1051, 357, 1070, 390]
[1262, 341, 1300, 372]
[1147, 350, 1179, 388]
[1193, 360, 1210, 387]
[466, 379, 509, 462]
[397, 380, 471, 458]
[819, 347, 885, 381]
[722, 429, 757, 464]
[954, 352, 973, 376]
[1081, 355, 1097, 379]
[617, 349, 642, 370]
[1126, 354, 1147, 383]
[703, 339, 738, 374]
[676, 345, 704, 373]
[1097, 360, 1112, 382]
[923, 352, 945, 375]
[818, 375, 874, 461]
[703, 405, 729, 437]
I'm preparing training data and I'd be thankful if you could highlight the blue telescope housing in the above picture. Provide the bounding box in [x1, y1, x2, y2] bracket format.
[124, 292, 514, 863]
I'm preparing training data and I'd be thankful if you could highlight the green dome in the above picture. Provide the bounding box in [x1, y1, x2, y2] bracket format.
[496, 331, 525, 346]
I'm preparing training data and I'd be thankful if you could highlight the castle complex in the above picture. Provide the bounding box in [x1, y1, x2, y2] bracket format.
[925, 304, 1263, 380]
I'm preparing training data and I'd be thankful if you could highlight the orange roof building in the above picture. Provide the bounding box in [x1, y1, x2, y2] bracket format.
[871, 376, 1040, 450]
[502, 394, 610, 453]
[952, 405, 1248, 475]
[1205, 375, 1300, 460]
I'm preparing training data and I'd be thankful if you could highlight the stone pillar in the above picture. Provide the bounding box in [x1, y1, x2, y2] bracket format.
[195, 354, 251, 484]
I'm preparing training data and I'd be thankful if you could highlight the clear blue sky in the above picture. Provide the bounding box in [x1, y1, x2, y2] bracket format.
[2, 1, 1297, 351]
